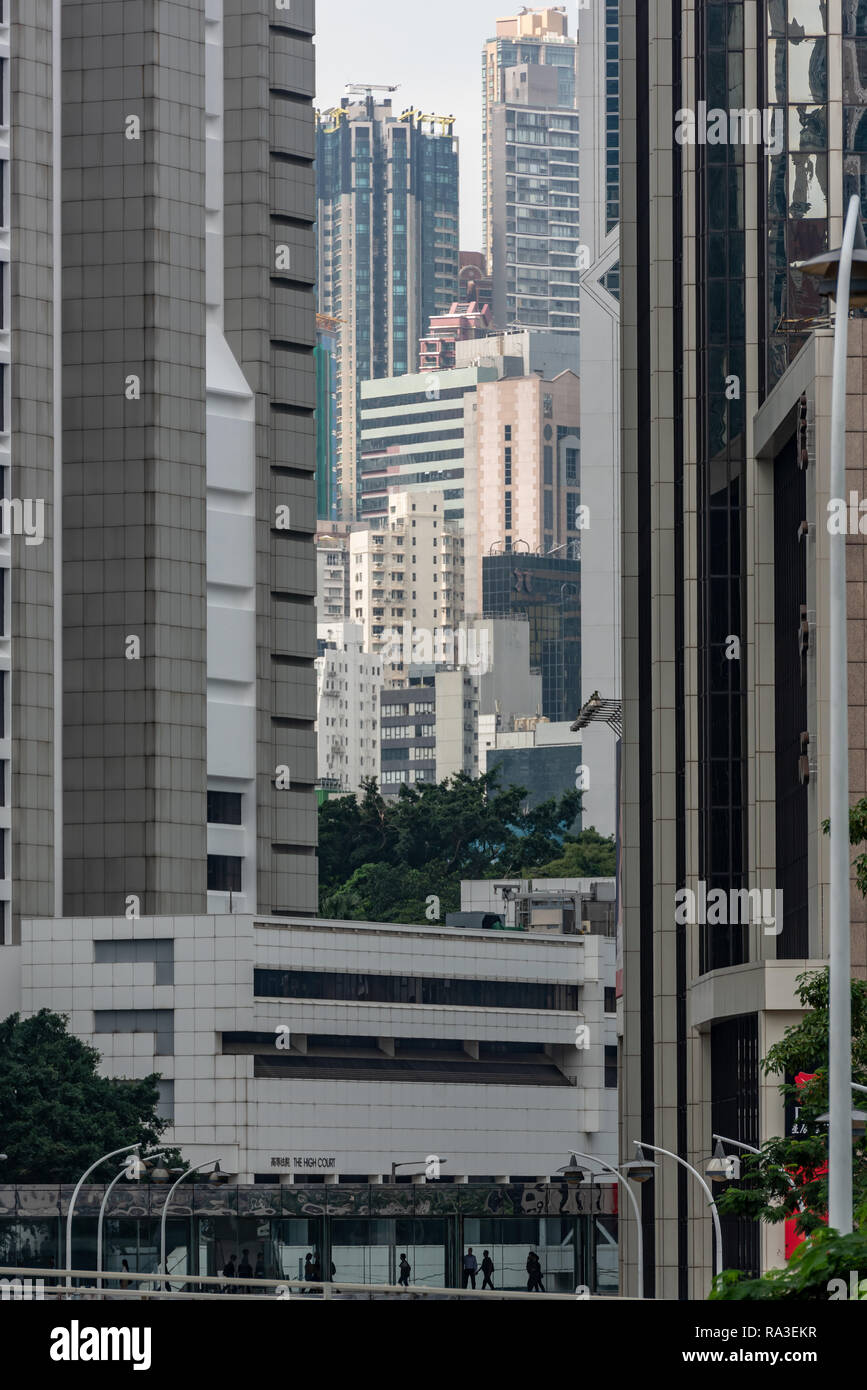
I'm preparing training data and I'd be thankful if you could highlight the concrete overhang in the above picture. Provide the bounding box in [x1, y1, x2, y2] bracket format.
[689, 957, 827, 1033]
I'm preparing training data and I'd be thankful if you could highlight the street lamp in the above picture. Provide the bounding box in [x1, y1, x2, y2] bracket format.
[634, 1139, 724, 1281]
[159, 1160, 224, 1287]
[389, 1159, 447, 1179]
[795, 193, 867, 1235]
[556, 1150, 647, 1300]
[96, 1151, 168, 1291]
[705, 1139, 740, 1184]
[65, 1143, 142, 1293]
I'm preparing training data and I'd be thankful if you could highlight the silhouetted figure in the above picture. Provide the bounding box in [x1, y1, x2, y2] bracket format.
[398, 1253, 411, 1287]
[526, 1251, 544, 1293]
[222, 1254, 236, 1294]
[461, 1247, 478, 1289]
[481, 1250, 495, 1290]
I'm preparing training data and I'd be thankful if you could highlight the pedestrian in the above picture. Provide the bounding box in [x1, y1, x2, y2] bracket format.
[526, 1250, 544, 1293]
[254, 1249, 265, 1280]
[311, 1253, 322, 1292]
[303, 1252, 313, 1293]
[238, 1248, 253, 1294]
[222, 1252, 236, 1294]
[461, 1246, 478, 1289]
[398, 1253, 411, 1287]
[481, 1249, 495, 1290]
[119, 1258, 131, 1290]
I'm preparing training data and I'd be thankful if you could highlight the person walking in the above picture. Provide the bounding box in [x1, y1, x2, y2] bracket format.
[254, 1250, 265, 1280]
[238, 1248, 253, 1294]
[222, 1253, 236, 1294]
[526, 1250, 544, 1293]
[303, 1252, 314, 1293]
[398, 1253, 411, 1287]
[461, 1247, 478, 1289]
[481, 1250, 495, 1290]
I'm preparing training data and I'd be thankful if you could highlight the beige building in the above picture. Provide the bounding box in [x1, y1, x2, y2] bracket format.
[349, 491, 465, 687]
[620, 0, 867, 1302]
[482, 8, 574, 274]
[468, 371, 581, 614]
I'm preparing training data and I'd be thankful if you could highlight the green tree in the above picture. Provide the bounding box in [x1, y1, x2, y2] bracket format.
[317, 770, 582, 921]
[523, 826, 616, 879]
[710, 969, 867, 1297]
[0, 1010, 172, 1182]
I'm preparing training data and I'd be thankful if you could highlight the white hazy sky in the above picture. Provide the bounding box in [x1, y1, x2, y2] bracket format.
[315, 0, 513, 249]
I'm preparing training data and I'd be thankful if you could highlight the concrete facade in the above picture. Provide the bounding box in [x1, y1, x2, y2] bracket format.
[0, 1, 317, 939]
[20, 908, 616, 1179]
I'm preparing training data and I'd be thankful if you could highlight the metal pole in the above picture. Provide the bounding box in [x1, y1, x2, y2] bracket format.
[65, 1143, 141, 1293]
[828, 194, 860, 1236]
[160, 1161, 219, 1285]
[569, 1148, 645, 1300]
[96, 1152, 168, 1291]
[635, 1139, 723, 1281]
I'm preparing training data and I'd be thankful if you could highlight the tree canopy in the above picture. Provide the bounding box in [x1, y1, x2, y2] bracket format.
[318, 771, 602, 924]
[0, 1010, 171, 1183]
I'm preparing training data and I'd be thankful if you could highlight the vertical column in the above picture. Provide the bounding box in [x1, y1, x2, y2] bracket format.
[224, 0, 317, 916]
[10, 0, 55, 940]
[62, 0, 207, 917]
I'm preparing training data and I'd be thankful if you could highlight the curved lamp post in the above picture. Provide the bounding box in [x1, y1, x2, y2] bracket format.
[159, 1160, 223, 1285]
[557, 1149, 646, 1300]
[65, 1142, 142, 1293]
[634, 1139, 723, 1281]
[96, 1151, 168, 1291]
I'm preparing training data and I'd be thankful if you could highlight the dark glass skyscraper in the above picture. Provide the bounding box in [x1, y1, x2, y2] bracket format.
[316, 95, 459, 519]
[483, 552, 580, 722]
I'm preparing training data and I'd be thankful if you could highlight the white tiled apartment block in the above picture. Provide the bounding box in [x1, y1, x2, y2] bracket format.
[315, 621, 382, 796]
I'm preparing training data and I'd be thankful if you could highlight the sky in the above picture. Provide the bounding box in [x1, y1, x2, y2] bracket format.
[314, 0, 512, 250]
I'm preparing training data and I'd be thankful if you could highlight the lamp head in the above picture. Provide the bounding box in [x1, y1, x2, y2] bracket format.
[795, 209, 867, 308]
[705, 1139, 740, 1184]
[622, 1145, 657, 1184]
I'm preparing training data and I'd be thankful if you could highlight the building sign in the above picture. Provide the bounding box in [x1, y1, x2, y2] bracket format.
[269, 1154, 337, 1173]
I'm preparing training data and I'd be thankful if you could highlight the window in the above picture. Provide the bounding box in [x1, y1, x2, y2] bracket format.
[604, 1045, 618, 1088]
[543, 445, 553, 484]
[504, 424, 512, 441]
[207, 790, 242, 825]
[94, 1009, 174, 1055]
[604, 987, 616, 1014]
[254, 968, 580, 1011]
[95, 938, 174, 985]
[208, 855, 242, 892]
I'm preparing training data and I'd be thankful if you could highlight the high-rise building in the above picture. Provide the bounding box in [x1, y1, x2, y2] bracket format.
[483, 9, 580, 335]
[576, 0, 620, 728]
[472, 369, 581, 613]
[357, 363, 499, 523]
[315, 528, 351, 622]
[316, 96, 459, 519]
[483, 552, 580, 723]
[316, 621, 382, 797]
[0, 0, 317, 944]
[349, 491, 464, 686]
[315, 313, 339, 520]
[620, 0, 867, 1300]
[379, 665, 478, 797]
